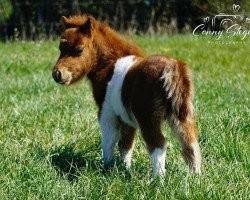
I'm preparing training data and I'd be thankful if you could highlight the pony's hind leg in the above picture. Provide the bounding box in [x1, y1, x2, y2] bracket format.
[138, 118, 167, 177]
[169, 115, 201, 173]
[118, 123, 136, 169]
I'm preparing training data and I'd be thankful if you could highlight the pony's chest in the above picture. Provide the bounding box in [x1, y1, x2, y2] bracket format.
[102, 56, 137, 127]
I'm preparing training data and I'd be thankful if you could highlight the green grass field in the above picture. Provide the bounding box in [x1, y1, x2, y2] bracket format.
[0, 35, 249, 199]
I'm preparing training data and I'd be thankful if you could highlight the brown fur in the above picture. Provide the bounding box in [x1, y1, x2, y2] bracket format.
[121, 56, 196, 152]
[52, 15, 201, 174]
[118, 122, 136, 154]
[54, 15, 143, 107]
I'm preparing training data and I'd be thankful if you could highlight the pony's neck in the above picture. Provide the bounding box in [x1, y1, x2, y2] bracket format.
[91, 23, 144, 72]
[87, 24, 143, 108]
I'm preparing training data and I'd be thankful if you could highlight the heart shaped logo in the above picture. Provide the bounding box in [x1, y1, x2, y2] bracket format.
[246, 18, 250, 23]
[203, 16, 209, 23]
[233, 4, 240, 12]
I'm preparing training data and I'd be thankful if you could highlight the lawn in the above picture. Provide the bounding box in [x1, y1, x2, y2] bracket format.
[0, 35, 249, 199]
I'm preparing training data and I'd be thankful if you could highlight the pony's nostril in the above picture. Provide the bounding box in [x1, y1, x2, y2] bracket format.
[52, 69, 62, 82]
[56, 70, 61, 80]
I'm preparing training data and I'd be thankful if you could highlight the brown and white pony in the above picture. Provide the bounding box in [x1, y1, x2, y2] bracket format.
[52, 15, 201, 176]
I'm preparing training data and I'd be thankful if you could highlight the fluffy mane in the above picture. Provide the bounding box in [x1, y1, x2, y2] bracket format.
[62, 15, 144, 58]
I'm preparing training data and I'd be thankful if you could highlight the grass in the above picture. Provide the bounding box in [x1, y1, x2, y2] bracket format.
[0, 35, 249, 199]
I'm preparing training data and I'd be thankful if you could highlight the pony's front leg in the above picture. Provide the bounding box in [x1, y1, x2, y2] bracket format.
[99, 110, 120, 169]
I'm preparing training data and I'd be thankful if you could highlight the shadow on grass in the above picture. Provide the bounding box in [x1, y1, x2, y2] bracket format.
[49, 143, 134, 181]
[36, 143, 102, 181]
[33, 142, 134, 182]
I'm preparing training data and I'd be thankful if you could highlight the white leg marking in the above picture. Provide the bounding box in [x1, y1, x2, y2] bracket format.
[120, 145, 134, 169]
[191, 143, 201, 174]
[100, 110, 120, 168]
[150, 147, 166, 177]
[101, 131, 119, 168]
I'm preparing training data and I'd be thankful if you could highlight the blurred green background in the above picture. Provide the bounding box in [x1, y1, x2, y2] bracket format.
[0, 0, 249, 40]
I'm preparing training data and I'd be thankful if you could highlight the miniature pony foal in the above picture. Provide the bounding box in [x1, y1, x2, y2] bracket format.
[52, 15, 201, 176]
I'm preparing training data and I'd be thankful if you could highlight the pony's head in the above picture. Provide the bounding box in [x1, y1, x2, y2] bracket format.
[52, 15, 97, 85]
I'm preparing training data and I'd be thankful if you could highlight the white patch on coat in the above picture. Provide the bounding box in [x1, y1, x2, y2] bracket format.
[191, 143, 201, 174]
[104, 55, 138, 128]
[99, 55, 137, 167]
[150, 147, 166, 176]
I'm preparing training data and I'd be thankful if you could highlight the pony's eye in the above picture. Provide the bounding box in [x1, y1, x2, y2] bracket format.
[75, 48, 83, 54]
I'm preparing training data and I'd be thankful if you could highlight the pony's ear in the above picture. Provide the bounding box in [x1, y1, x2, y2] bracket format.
[79, 16, 96, 37]
[61, 15, 96, 35]
[61, 16, 71, 29]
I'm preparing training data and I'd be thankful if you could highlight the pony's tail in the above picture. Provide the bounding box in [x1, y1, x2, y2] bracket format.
[160, 59, 194, 122]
